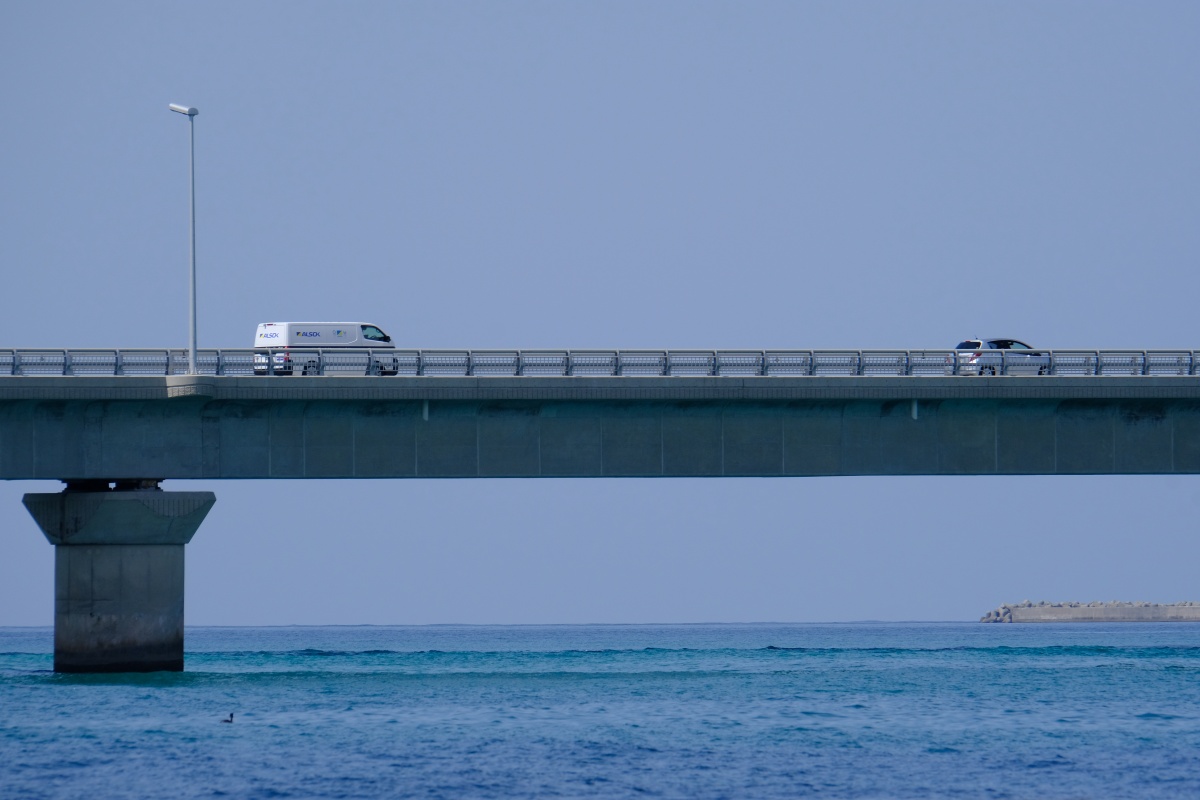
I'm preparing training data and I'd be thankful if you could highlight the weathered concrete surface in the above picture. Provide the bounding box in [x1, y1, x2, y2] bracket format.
[1012, 606, 1200, 622]
[3, 374, 1200, 403]
[2, 375, 1200, 479]
[23, 490, 215, 672]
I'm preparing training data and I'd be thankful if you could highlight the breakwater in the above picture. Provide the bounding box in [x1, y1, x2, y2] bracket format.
[981, 601, 1200, 623]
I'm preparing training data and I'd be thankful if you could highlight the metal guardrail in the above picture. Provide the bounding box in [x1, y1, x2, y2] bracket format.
[0, 349, 1196, 377]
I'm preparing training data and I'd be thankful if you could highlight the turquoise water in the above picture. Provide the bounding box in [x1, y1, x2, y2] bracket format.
[3, 623, 1200, 798]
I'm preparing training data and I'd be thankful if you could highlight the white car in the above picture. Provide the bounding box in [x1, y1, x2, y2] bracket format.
[252, 322, 399, 376]
[950, 338, 1049, 376]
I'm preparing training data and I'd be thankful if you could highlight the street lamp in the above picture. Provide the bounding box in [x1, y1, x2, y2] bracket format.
[168, 104, 199, 374]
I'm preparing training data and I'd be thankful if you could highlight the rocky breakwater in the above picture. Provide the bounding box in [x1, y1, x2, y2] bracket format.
[981, 600, 1200, 623]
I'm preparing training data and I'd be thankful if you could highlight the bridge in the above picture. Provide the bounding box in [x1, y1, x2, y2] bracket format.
[4, 347, 1200, 673]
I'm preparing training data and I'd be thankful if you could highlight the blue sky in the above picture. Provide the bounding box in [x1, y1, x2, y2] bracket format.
[1, 1, 1198, 624]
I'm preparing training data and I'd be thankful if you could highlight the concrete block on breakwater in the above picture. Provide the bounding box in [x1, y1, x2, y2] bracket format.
[981, 601, 1200, 623]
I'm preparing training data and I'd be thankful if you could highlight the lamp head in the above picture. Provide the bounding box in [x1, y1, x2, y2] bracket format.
[168, 104, 199, 117]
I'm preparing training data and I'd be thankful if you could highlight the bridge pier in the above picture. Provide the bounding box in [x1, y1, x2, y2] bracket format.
[23, 484, 215, 673]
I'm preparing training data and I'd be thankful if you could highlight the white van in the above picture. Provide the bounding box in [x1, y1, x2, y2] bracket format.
[252, 322, 399, 375]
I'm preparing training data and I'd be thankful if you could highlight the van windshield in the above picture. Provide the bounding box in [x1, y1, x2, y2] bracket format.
[361, 325, 390, 342]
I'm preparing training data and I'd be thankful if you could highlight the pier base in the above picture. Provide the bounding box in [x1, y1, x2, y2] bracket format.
[23, 487, 215, 673]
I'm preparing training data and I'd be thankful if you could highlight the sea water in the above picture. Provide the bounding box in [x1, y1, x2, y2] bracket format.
[2, 623, 1199, 798]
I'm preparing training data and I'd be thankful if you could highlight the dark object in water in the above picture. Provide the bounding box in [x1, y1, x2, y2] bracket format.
[221, 713, 234, 723]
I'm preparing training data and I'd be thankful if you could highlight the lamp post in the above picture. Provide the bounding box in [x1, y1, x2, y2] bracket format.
[168, 103, 199, 374]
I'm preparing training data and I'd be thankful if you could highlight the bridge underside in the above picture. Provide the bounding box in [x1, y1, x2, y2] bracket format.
[2, 385, 1199, 479]
[5, 375, 1198, 671]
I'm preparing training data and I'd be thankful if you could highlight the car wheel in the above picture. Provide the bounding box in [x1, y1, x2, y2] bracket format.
[980, 366, 996, 376]
[1037, 366, 1048, 376]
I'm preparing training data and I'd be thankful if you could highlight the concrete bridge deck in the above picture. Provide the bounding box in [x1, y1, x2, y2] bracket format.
[3, 375, 1200, 480]
[4, 373, 1200, 401]
[8, 373, 1198, 671]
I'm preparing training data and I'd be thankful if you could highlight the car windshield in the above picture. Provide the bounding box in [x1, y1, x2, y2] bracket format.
[956, 341, 982, 350]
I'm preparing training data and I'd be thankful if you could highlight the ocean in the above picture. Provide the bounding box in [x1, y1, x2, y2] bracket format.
[2, 622, 1199, 799]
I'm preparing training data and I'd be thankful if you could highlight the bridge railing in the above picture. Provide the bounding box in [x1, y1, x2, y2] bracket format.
[0, 349, 1195, 377]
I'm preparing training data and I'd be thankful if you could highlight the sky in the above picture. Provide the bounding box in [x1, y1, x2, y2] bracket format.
[1, 1, 1198, 626]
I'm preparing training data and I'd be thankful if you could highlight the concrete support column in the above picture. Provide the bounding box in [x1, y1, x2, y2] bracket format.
[23, 487, 215, 673]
